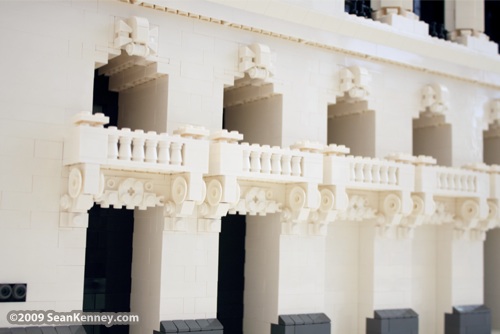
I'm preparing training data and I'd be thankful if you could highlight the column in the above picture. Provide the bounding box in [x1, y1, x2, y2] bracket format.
[371, 0, 428, 35]
[130, 210, 222, 334]
[358, 222, 418, 334]
[436, 225, 488, 334]
[445, 0, 497, 54]
[243, 215, 331, 334]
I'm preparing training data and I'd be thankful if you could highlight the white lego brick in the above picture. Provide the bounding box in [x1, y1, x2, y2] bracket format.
[0, 173, 32, 192]
[0, 137, 34, 158]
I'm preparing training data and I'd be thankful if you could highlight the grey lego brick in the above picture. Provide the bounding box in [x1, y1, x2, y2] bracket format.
[295, 323, 330, 334]
[289, 315, 304, 325]
[172, 320, 189, 332]
[26, 329, 43, 334]
[366, 318, 389, 332]
[195, 319, 223, 331]
[278, 315, 295, 326]
[160, 321, 178, 333]
[0, 329, 11, 334]
[270, 324, 295, 334]
[184, 320, 201, 331]
[10, 329, 27, 334]
[68, 326, 86, 334]
[297, 314, 313, 325]
[453, 305, 489, 314]
[40, 328, 58, 334]
[206, 318, 224, 330]
[308, 313, 331, 324]
[55, 327, 72, 334]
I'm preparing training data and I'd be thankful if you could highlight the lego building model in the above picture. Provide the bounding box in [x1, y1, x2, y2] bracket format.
[1, 0, 500, 334]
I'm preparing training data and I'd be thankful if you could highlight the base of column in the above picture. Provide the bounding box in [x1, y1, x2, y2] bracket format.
[445, 305, 491, 334]
[270, 313, 331, 334]
[155, 319, 223, 333]
[451, 31, 498, 55]
[366, 309, 418, 334]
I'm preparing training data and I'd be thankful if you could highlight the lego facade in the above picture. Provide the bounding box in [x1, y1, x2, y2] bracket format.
[1, 1, 500, 334]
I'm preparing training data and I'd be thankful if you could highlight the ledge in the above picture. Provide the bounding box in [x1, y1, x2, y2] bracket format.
[118, 0, 500, 89]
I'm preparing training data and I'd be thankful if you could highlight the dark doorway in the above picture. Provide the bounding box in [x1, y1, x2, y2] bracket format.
[82, 205, 134, 334]
[217, 214, 246, 334]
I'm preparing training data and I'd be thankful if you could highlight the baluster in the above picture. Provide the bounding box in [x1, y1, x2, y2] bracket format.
[363, 163, 372, 183]
[118, 128, 132, 160]
[447, 174, 454, 190]
[461, 175, 468, 191]
[145, 131, 158, 163]
[132, 130, 145, 162]
[261, 146, 271, 174]
[350, 162, 355, 182]
[468, 176, 476, 192]
[380, 165, 388, 184]
[355, 158, 364, 182]
[372, 164, 380, 183]
[271, 148, 282, 175]
[437, 172, 442, 189]
[291, 156, 302, 176]
[242, 143, 250, 172]
[282, 152, 292, 176]
[107, 126, 119, 160]
[455, 175, 462, 191]
[388, 166, 397, 185]
[158, 135, 170, 165]
[170, 141, 183, 166]
[440, 174, 448, 189]
[250, 145, 262, 173]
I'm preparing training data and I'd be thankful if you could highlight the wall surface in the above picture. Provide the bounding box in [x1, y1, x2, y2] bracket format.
[1, 1, 500, 334]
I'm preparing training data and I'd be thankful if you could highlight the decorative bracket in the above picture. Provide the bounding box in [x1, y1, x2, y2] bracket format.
[421, 84, 449, 115]
[114, 16, 158, 57]
[339, 66, 371, 102]
[239, 43, 275, 81]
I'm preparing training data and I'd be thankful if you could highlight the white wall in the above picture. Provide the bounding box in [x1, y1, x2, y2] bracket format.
[485, 229, 500, 330]
[0, 1, 97, 325]
[325, 221, 360, 334]
[412, 225, 438, 334]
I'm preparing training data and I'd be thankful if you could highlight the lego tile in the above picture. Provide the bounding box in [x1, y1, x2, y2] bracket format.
[270, 324, 295, 334]
[297, 314, 313, 325]
[54, 328, 72, 334]
[173, 320, 189, 332]
[195, 319, 223, 330]
[26, 329, 43, 334]
[308, 313, 331, 324]
[10, 329, 27, 334]
[160, 321, 179, 333]
[184, 320, 201, 331]
[289, 315, 304, 325]
[295, 323, 330, 334]
[278, 315, 295, 326]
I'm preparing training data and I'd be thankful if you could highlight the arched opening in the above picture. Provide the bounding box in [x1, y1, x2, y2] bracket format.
[217, 214, 246, 334]
[413, 85, 452, 166]
[84, 51, 168, 334]
[327, 100, 376, 157]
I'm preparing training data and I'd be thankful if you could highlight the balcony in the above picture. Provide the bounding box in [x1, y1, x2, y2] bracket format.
[61, 113, 498, 237]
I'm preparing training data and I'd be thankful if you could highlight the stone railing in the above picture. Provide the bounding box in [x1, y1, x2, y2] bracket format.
[63, 113, 209, 174]
[322, 146, 415, 192]
[415, 162, 488, 198]
[208, 130, 323, 184]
